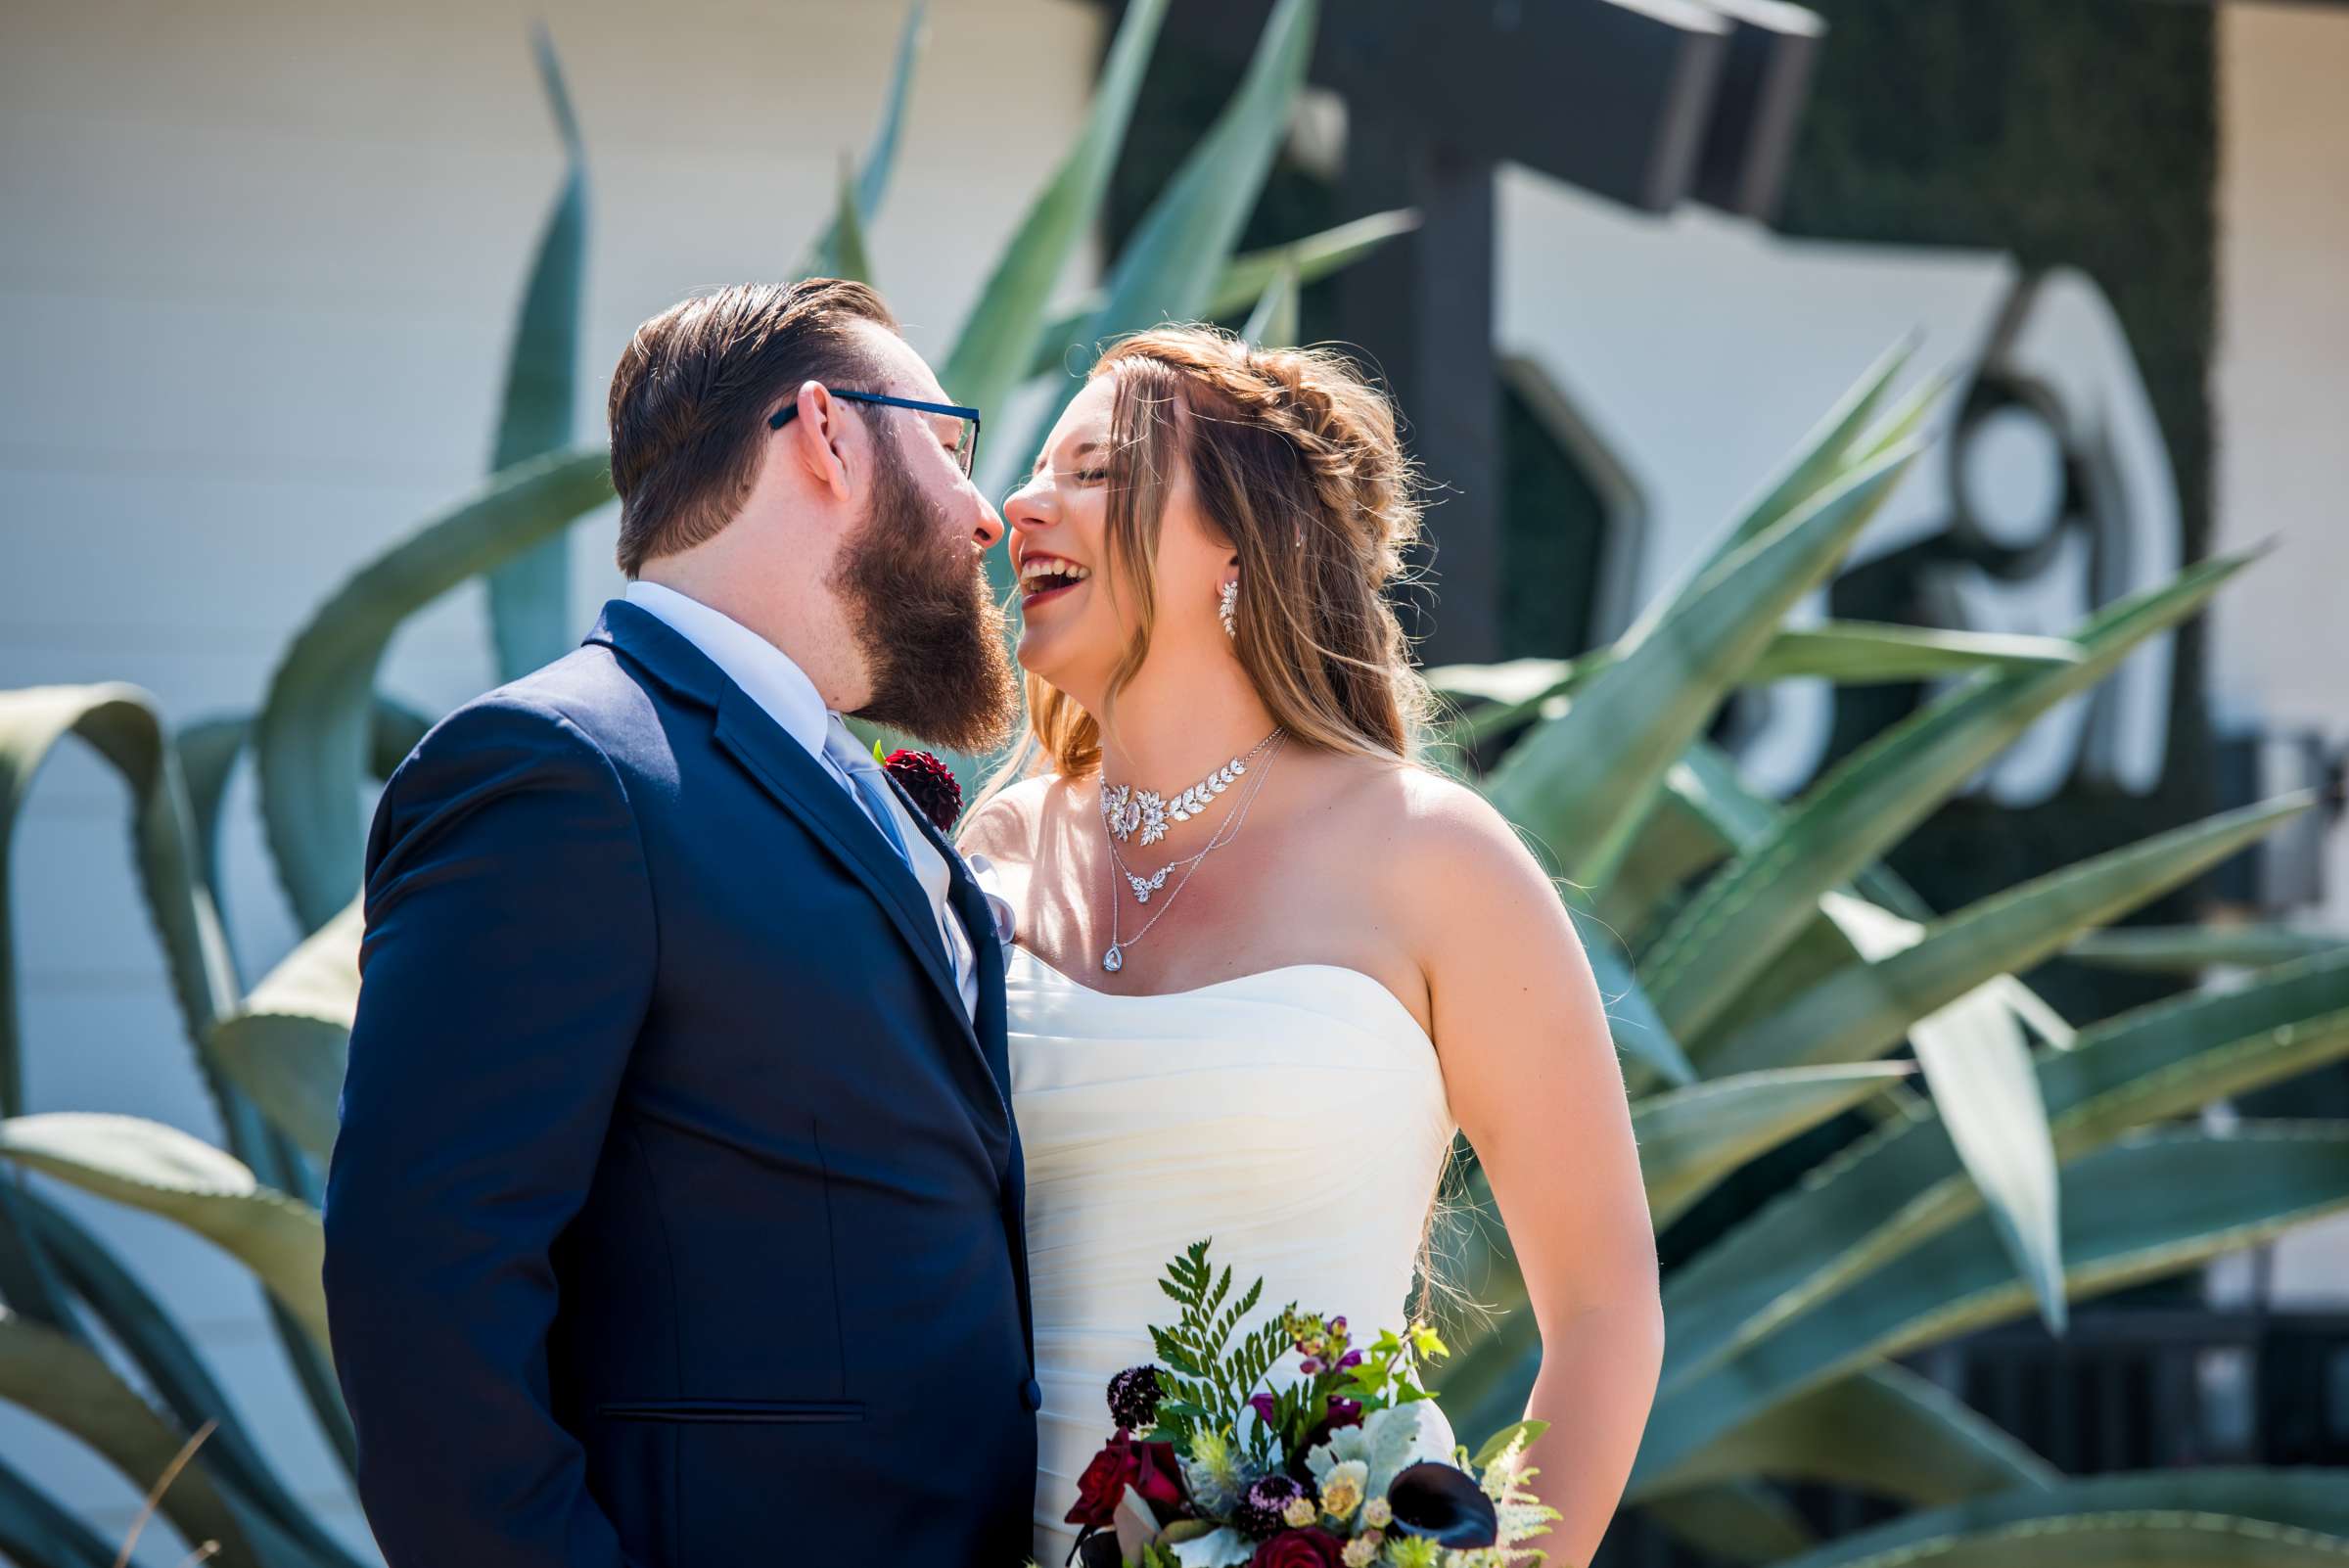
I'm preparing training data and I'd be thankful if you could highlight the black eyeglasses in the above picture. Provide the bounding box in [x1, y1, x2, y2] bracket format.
[768, 389, 982, 479]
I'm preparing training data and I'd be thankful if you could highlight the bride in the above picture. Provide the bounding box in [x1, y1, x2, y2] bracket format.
[961, 327, 1663, 1566]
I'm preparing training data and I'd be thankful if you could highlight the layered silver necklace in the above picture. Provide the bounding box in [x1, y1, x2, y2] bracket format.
[1099, 731, 1287, 974]
[1098, 728, 1282, 849]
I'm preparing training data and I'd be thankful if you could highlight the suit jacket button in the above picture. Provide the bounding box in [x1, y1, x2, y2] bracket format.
[1022, 1377, 1043, 1412]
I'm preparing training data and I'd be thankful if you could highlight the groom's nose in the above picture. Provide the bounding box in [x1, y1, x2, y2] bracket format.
[970, 493, 1006, 553]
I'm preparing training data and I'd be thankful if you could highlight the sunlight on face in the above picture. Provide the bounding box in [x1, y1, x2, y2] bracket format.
[998, 372, 1240, 704]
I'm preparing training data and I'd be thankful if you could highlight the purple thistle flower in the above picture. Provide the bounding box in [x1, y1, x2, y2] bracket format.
[1234, 1474, 1316, 1540]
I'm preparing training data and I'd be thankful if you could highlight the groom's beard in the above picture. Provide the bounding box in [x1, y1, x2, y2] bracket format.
[833, 437, 1018, 756]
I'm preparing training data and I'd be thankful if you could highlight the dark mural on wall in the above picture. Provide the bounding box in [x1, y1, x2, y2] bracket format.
[1105, 0, 2222, 1028]
[1770, 0, 2219, 1026]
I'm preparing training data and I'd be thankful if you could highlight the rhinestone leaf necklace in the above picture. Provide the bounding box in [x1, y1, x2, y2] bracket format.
[1099, 731, 1287, 974]
[1099, 728, 1282, 849]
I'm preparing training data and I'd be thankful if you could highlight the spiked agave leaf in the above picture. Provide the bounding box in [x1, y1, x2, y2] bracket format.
[792, 1, 926, 281]
[484, 24, 590, 682]
[256, 446, 613, 933]
[0, 685, 238, 1116]
[1006, 0, 1319, 479]
[1026, 209, 1421, 381]
[1632, 1063, 1915, 1226]
[0, 1313, 256, 1566]
[1661, 948, 2349, 1394]
[1699, 793, 2316, 1076]
[1647, 1361, 2057, 1505]
[945, 0, 1169, 437]
[1485, 436, 1925, 891]
[0, 1114, 327, 1356]
[207, 899, 362, 1165]
[1630, 1125, 2349, 1490]
[1643, 552, 2258, 1046]
[1767, 1468, 2349, 1568]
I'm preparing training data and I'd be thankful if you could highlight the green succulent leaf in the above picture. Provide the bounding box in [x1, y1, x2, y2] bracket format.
[484, 23, 589, 683]
[1240, 262, 1300, 349]
[1661, 948, 2349, 1397]
[0, 1312, 255, 1566]
[1026, 208, 1420, 381]
[1790, 1511, 2349, 1568]
[1008, 0, 1318, 477]
[1633, 1062, 1914, 1226]
[794, 1, 926, 280]
[1749, 623, 2082, 684]
[0, 1114, 328, 1357]
[2067, 924, 2349, 974]
[208, 899, 361, 1165]
[1486, 435, 1924, 891]
[0, 1451, 118, 1568]
[1701, 792, 2317, 1076]
[1770, 1467, 2349, 1568]
[0, 686, 238, 1117]
[1818, 891, 2068, 1335]
[1633, 1124, 2349, 1490]
[945, 0, 1168, 437]
[1644, 551, 2258, 1046]
[21, 1191, 360, 1566]
[1620, 336, 1924, 649]
[1648, 1360, 2057, 1505]
[1638, 1480, 1819, 1564]
[256, 447, 613, 932]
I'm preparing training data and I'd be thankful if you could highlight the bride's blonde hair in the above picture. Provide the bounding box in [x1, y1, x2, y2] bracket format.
[1012, 325, 1436, 780]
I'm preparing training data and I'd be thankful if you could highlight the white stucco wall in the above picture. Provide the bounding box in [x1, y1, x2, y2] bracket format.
[0, 0, 1101, 1555]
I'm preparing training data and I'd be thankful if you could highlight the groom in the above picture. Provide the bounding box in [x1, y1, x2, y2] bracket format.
[323, 280, 1037, 1565]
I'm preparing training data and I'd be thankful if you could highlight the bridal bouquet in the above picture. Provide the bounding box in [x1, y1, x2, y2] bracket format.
[1057, 1240, 1558, 1568]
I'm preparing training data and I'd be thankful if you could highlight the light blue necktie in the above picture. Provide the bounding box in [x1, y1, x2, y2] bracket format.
[822, 715, 913, 866]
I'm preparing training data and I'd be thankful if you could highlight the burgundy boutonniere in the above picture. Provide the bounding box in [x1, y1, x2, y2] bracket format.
[883, 749, 962, 833]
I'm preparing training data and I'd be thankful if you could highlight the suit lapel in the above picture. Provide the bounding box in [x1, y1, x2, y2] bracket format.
[590, 600, 1011, 1124]
[712, 688, 980, 1046]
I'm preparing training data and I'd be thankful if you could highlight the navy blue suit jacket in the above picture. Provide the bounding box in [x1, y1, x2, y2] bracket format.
[323, 600, 1037, 1567]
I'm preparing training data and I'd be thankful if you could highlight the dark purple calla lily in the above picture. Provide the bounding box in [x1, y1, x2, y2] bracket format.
[1384, 1461, 1499, 1548]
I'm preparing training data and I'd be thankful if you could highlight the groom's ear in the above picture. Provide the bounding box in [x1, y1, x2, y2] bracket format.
[781, 379, 858, 505]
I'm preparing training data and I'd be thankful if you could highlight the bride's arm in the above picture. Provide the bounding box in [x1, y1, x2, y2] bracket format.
[1405, 783, 1664, 1567]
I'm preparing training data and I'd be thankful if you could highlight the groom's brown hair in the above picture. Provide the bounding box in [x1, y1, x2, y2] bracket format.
[607, 278, 898, 575]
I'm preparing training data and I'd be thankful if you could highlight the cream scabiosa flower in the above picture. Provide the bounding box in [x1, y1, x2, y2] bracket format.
[1318, 1459, 1369, 1522]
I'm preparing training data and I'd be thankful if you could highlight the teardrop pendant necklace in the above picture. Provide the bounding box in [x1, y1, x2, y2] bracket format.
[1099, 730, 1287, 974]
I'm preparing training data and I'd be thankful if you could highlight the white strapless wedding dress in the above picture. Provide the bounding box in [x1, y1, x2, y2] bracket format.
[1006, 945, 1457, 1564]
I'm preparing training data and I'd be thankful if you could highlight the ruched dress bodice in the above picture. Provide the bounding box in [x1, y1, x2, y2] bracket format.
[1006, 945, 1456, 1562]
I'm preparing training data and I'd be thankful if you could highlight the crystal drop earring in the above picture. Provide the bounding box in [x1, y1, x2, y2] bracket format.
[1218, 579, 1238, 639]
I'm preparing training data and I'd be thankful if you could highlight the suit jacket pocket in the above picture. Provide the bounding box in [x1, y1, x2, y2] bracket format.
[598, 1398, 864, 1424]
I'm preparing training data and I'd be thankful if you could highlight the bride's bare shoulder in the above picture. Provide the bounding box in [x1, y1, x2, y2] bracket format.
[957, 773, 1077, 865]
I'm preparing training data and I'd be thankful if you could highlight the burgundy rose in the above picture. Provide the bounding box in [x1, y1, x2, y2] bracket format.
[1250, 1528, 1344, 1567]
[883, 748, 962, 832]
[1064, 1434, 1187, 1528]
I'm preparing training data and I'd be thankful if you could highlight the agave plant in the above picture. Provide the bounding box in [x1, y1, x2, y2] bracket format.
[1421, 340, 2349, 1561]
[0, 2, 1417, 1560]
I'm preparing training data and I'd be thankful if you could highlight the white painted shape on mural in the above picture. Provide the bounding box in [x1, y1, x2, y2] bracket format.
[1497, 169, 2182, 803]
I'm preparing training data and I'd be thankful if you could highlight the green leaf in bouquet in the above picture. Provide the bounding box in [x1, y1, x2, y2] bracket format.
[1471, 1418, 1551, 1472]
